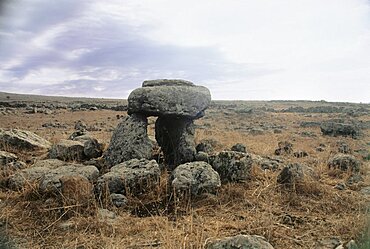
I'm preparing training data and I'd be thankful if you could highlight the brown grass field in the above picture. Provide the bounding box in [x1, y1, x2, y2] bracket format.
[0, 92, 369, 248]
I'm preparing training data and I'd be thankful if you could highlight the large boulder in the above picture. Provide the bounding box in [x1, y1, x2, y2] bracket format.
[320, 122, 360, 138]
[155, 116, 196, 167]
[96, 159, 160, 196]
[209, 151, 252, 183]
[128, 79, 211, 119]
[104, 114, 153, 167]
[205, 234, 274, 249]
[0, 128, 51, 151]
[7, 159, 99, 192]
[328, 154, 361, 173]
[170, 161, 221, 196]
[49, 139, 85, 161]
[73, 135, 103, 159]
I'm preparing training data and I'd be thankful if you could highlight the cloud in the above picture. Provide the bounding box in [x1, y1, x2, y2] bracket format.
[0, 0, 369, 102]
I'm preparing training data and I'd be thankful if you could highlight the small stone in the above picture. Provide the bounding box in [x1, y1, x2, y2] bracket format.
[293, 150, 308, 158]
[274, 141, 293, 155]
[97, 208, 116, 222]
[110, 193, 128, 207]
[231, 143, 247, 153]
[315, 237, 342, 249]
[334, 183, 346, 190]
[206, 234, 274, 249]
[345, 240, 358, 249]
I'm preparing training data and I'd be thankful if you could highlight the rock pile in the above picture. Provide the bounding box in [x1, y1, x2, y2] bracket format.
[104, 79, 211, 168]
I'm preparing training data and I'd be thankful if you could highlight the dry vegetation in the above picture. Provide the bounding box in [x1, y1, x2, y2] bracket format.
[0, 94, 369, 248]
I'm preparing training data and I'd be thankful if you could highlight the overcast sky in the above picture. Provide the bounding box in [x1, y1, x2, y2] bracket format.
[0, 0, 369, 102]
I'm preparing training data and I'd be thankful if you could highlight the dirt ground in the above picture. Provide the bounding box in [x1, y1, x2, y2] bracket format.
[0, 93, 369, 248]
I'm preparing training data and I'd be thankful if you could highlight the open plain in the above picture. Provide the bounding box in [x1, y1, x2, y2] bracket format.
[0, 91, 369, 249]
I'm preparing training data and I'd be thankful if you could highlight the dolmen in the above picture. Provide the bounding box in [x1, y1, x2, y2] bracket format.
[104, 79, 211, 168]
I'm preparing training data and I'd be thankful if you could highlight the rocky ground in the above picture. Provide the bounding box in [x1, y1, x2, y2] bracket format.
[0, 91, 369, 248]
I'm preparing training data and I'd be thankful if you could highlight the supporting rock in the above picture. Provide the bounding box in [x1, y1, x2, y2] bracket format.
[155, 116, 196, 167]
[104, 114, 153, 167]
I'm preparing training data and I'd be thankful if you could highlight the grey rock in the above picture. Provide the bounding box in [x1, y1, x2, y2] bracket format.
[74, 120, 87, 130]
[320, 122, 360, 138]
[0, 151, 18, 167]
[0, 128, 51, 151]
[170, 161, 221, 196]
[155, 116, 195, 167]
[68, 129, 87, 140]
[328, 154, 361, 173]
[337, 142, 351, 154]
[360, 186, 370, 195]
[249, 127, 265, 135]
[334, 183, 346, 190]
[128, 79, 211, 118]
[73, 135, 103, 159]
[48, 139, 85, 161]
[97, 208, 116, 221]
[97, 159, 160, 195]
[104, 114, 153, 167]
[315, 237, 342, 249]
[346, 174, 363, 185]
[260, 159, 281, 171]
[345, 240, 358, 249]
[277, 163, 315, 185]
[209, 151, 252, 183]
[274, 141, 293, 155]
[7, 159, 99, 191]
[196, 139, 217, 153]
[293, 150, 308, 158]
[205, 234, 274, 249]
[195, 151, 209, 162]
[231, 143, 247, 153]
[110, 193, 128, 207]
[58, 221, 76, 231]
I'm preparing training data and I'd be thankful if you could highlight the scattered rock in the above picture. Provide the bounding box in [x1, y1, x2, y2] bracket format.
[48, 139, 85, 161]
[346, 174, 363, 185]
[42, 122, 67, 129]
[293, 150, 308, 158]
[196, 139, 217, 154]
[170, 161, 221, 196]
[74, 120, 87, 130]
[110, 193, 128, 207]
[128, 79, 211, 118]
[337, 142, 351, 154]
[320, 122, 360, 138]
[231, 143, 247, 153]
[205, 234, 274, 249]
[345, 240, 358, 249]
[274, 141, 293, 155]
[68, 129, 87, 140]
[259, 158, 281, 171]
[328, 154, 361, 173]
[0, 151, 18, 167]
[73, 135, 103, 159]
[277, 163, 315, 185]
[59, 175, 94, 206]
[0, 128, 51, 151]
[315, 237, 342, 249]
[360, 186, 370, 195]
[97, 208, 116, 223]
[249, 127, 265, 135]
[209, 151, 252, 183]
[97, 159, 160, 196]
[104, 114, 153, 167]
[300, 121, 321, 128]
[334, 183, 346, 190]
[194, 151, 209, 162]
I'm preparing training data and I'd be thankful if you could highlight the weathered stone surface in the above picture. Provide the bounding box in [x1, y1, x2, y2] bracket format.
[97, 159, 160, 195]
[209, 151, 252, 183]
[274, 141, 293, 155]
[73, 135, 103, 159]
[194, 151, 209, 162]
[155, 116, 196, 167]
[337, 142, 351, 154]
[104, 114, 153, 167]
[110, 193, 128, 207]
[170, 161, 221, 196]
[277, 163, 315, 185]
[231, 143, 247, 153]
[49, 139, 85, 161]
[328, 154, 361, 172]
[7, 159, 99, 191]
[0, 151, 18, 167]
[293, 150, 308, 158]
[128, 79, 211, 118]
[196, 139, 217, 154]
[0, 128, 51, 151]
[315, 237, 342, 249]
[205, 234, 274, 249]
[320, 122, 360, 138]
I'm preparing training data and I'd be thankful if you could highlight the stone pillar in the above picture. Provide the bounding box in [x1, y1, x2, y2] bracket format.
[104, 114, 153, 167]
[155, 116, 196, 168]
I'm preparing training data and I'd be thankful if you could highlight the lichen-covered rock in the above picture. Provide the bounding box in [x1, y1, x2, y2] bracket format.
[104, 114, 153, 167]
[195, 151, 209, 162]
[328, 154, 361, 172]
[155, 116, 195, 167]
[293, 150, 308, 158]
[196, 139, 217, 153]
[277, 163, 315, 185]
[274, 141, 293, 155]
[73, 135, 103, 159]
[209, 151, 252, 183]
[110, 193, 128, 207]
[97, 159, 160, 195]
[320, 122, 360, 138]
[7, 159, 99, 192]
[337, 142, 351, 154]
[170, 161, 221, 196]
[231, 143, 247, 153]
[128, 79, 211, 119]
[205, 234, 274, 249]
[0, 128, 51, 151]
[48, 139, 85, 161]
[0, 151, 18, 167]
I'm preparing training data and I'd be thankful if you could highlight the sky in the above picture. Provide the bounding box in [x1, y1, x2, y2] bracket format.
[0, 0, 369, 102]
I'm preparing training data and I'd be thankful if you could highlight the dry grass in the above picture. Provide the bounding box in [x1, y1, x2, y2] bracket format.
[0, 102, 369, 248]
